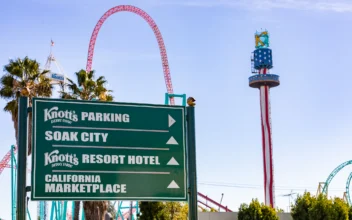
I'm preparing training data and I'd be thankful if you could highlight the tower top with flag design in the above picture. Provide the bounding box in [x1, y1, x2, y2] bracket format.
[249, 30, 280, 89]
[253, 30, 272, 70]
[255, 30, 269, 49]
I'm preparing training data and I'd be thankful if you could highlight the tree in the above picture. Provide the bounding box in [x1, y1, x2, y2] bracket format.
[276, 207, 284, 213]
[163, 202, 189, 219]
[200, 207, 217, 212]
[59, 69, 113, 101]
[331, 197, 349, 220]
[308, 194, 335, 220]
[59, 69, 113, 220]
[138, 202, 167, 220]
[138, 202, 188, 219]
[107, 202, 117, 219]
[178, 203, 188, 219]
[291, 192, 350, 220]
[291, 191, 316, 220]
[238, 199, 278, 220]
[164, 202, 182, 219]
[198, 206, 207, 212]
[210, 207, 217, 212]
[261, 205, 279, 220]
[348, 206, 352, 219]
[0, 56, 52, 155]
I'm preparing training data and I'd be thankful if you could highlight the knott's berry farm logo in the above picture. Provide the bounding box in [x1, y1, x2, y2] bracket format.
[44, 106, 78, 124]
[44, 150, 79, 168]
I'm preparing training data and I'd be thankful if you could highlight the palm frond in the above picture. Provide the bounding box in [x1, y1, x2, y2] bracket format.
[35, 76, 53, 97]
[87, 70, 95, 80]
[1, 56, 55, 156]
[76, 69, 88, 86]
[66, 78, 76, 86]
[96, 76, 107, 87]
[0, 87, 15, 99]
[0, 74, 17, 99]
[39, 69, 50, 76]
[1, 74, 15, 87]
[105, 94, 114, 102]
[4, 59, 23, 78]
[64, 69, 113, 102]
[86, 80, 96, 88]
[4, 99, 18, 114]
[60, 92, 77, 100]
[96, 76, 104, 81]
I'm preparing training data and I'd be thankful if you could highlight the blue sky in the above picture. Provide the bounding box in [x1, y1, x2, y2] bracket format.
[2, 0, 352, 218]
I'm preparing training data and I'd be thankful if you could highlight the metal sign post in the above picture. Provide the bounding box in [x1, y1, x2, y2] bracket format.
[17, 97, 29, 220]
[186, 105, 198, 220]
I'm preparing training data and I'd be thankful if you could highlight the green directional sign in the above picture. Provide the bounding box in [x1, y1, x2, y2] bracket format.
[31, 98, 187, 201]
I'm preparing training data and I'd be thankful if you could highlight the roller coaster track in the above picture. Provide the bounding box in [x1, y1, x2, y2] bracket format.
[318, 160, 352, 205]
[85, 5, 233, 213]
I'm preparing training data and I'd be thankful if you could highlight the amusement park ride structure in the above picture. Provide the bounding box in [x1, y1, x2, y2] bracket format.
[0, 4, 232, 220]
[44, 40, 68, 86]
[316, 160, 352, 204]
[248, 32, 352, 207]
[249, 30, 280, 208]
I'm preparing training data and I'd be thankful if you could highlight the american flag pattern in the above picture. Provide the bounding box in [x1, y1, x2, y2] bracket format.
[253, 48, 273, 70]
[259, 67, 275, 208]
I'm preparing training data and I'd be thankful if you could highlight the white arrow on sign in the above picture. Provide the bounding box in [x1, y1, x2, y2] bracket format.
[166, 136, 178, 145]
[167, 180, 180, 189]
[167, 157, 179, 165]
[168, 115, 176, 127]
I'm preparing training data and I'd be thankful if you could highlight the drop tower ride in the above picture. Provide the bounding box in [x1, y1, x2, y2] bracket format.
[249, 30, 280, 207]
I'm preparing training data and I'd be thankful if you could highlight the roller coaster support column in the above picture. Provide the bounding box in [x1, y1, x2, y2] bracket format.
[17, 97, 29, 220]
[11, 145, 17, 220]
[187, 101, 198, 220]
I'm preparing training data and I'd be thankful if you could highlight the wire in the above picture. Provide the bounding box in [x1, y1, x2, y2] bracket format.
[198, 181, 345, 192]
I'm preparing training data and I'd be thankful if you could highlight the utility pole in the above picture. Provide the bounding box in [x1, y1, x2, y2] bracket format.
[219, 193, 224, 211]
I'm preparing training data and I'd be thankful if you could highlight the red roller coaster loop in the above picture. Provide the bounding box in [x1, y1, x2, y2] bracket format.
[86, 5, 232, 213]
[86, 5, 175, 105]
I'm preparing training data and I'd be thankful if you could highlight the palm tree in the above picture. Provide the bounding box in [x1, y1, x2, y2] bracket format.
[59, 69, 113, 220]
[59, 69, 113, 102]
[0, 56, 53, 155]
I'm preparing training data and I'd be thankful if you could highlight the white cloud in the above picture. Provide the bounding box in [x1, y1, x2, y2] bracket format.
[156, 0, 352, 12]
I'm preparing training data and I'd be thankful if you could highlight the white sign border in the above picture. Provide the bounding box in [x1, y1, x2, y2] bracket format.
[31, 98, 187, 201]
